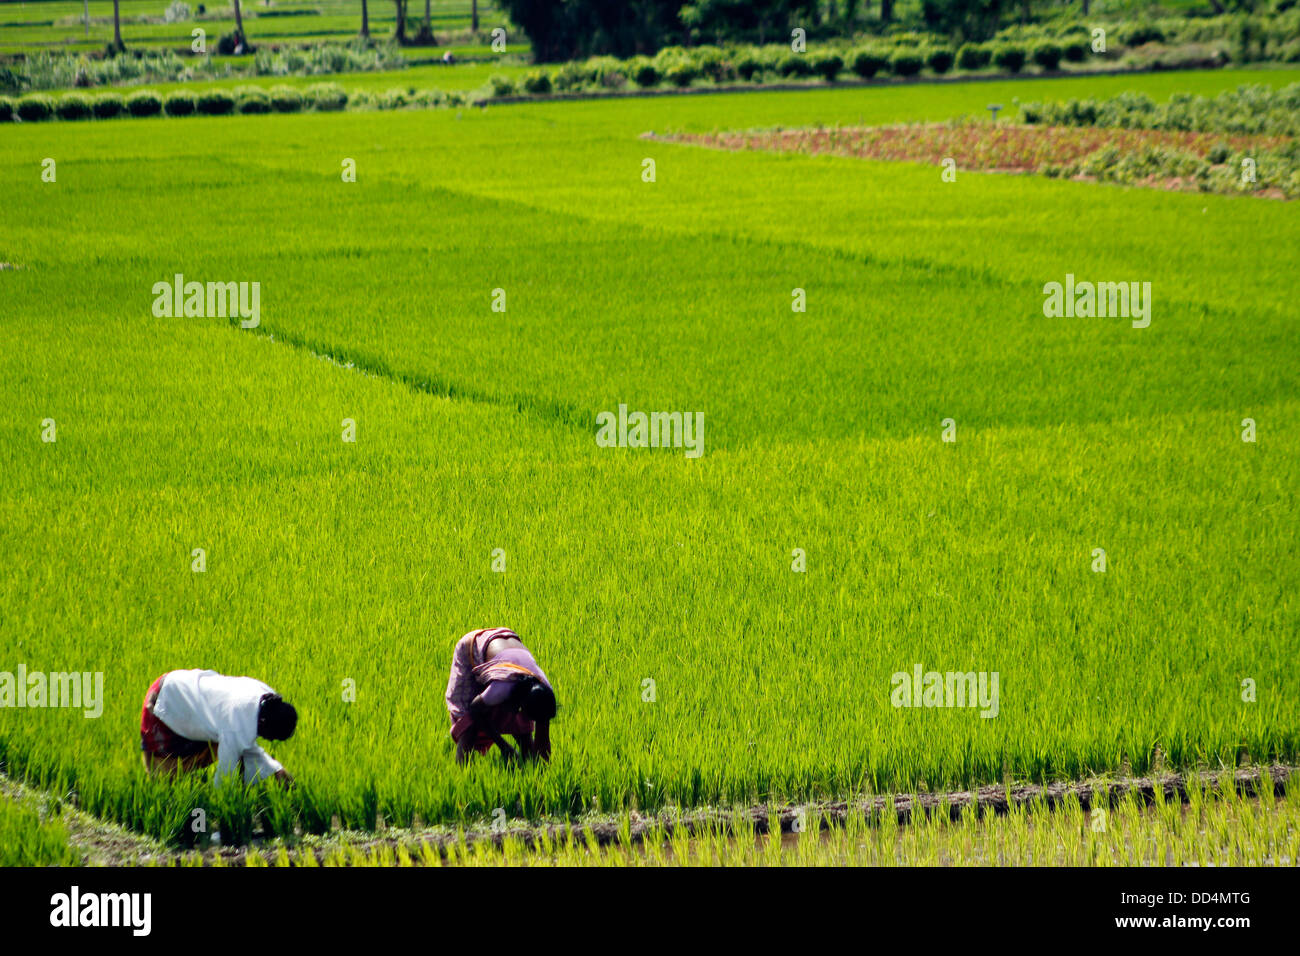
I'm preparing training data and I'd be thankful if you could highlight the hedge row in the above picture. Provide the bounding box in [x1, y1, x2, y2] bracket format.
[488, 38, 1091, 98]
[0, 83, 467, 121]
[1043, 140, 1300, 200]
[1019, 82, 1300, 138]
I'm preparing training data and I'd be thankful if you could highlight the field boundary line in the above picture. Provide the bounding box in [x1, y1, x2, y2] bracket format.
[245, 324, 591, 432]
[7, 764, 1287, 865]
[2, 765, 1291, 865]
[321, 764, 1296, 860]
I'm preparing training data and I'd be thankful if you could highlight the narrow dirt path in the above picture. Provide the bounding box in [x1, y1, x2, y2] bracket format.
[0, 774, 172, 866]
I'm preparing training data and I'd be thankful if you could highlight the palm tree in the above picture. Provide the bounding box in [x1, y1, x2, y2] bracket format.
[232, 0, 248, 50]
[393, 0, 407, 43]
[111, 0, 125, 51]
[361, 0, 370, 38]
[413, 0, 437, 44]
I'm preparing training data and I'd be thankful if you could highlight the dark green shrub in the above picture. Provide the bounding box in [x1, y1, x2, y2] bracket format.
[18, 94, 56, 122]
[851, 47, 888, 78]
[269, 85, 302, 112]
[126, 90, 162, 116]
[55, 93, 93, 120]
[1063, 40, 1088, 62]
[489, 74, 515, 97]
[1118, 22, 1165, 47]
[956, 43, 991, 70]
[778, 53, 812, 77]
[992, 44, 1027, 73]
[926, 47, 955, 74]
[889, 50, 924, 77]
[216, 30, 253, 55]
[588, 56, 627, 89]
[196, 89, 235, 115]
[92, 93, 125, 119]
[411, 89, 445, 108]
[735, 49, 763, 81]
[235, 86, 271, 113]
[379, 88, 408, 110]
[1032, 41, 1062, 71]
[521, 69, 551, 94]
[164, 90, 197, 116]
[0, 96, 15, 122]
[305, 82, 346, 111]
[1230, 17, 1266, 63]
[631, 60, 660, 87]
[553, 60, 590, 91]
[665, 60, 699, 87]
[693, 45, 729, 82]
[811, 52, 844, 81]
[348, 89, 377, 110]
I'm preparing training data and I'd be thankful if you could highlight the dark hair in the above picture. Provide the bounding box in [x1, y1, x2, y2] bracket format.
[258, 694, 298, 740]
[521, 681, 557, 722]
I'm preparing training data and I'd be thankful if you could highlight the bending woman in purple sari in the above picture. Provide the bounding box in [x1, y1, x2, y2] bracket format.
[445, 627, 557, 763]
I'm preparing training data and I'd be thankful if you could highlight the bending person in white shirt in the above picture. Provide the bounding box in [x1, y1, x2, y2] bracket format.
[139, 669, 297, 786]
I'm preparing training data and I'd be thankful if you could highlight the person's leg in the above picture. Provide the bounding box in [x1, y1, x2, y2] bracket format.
[144, 744, 213, 776]
[144, 752, 181, 775]
[512, 731, 534, 758]
[181, 745, 215, 772]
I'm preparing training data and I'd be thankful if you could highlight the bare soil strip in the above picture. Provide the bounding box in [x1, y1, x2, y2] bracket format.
[3, 765, 1293, 865]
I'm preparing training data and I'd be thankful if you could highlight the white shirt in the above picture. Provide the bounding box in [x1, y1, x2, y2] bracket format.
[154, 669, 284, 785]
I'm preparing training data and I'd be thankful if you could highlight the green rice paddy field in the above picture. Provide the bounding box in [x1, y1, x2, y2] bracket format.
[1, 69, 1298, 844]
[0, 0, 513, 55]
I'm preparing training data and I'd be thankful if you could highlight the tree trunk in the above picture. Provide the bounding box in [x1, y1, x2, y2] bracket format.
[1082, 0, 1090, 14]
[112, 0, 124, 50]
[880, 0, 893, 23]
[423, 0, 430, 36]
[82, 0, 89, 38]
[232, 0, 246, 49]
[361, 0, 369, 37]
[394, 0, 406, 43]
[472, 0, 478, 33]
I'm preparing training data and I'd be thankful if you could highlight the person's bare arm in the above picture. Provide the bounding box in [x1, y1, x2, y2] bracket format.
[534, 720, 551, 762]
[470, 695, 517, 760]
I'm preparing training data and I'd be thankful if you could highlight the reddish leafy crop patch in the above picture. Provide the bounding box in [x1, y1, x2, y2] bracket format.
[653, 124, 1293, 197]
